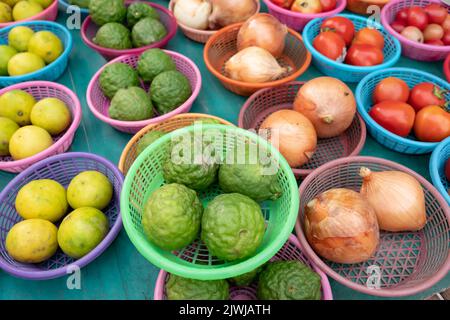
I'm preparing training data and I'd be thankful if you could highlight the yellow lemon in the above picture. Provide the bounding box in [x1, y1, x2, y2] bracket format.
[0, 45, 17, 76]
[12, 0, 43, 21]
[31, 0, 53, 9]
[0, 89, 36, 125]
[9, 125, 53, 160]
[28, 31, 63, 64]
[7, 52, 45, 76]
[0, 117, 19, 156]
[8, 26, 35, 52]
[67, 171, 113, 210]
[30, 98, 71, 135]
[3, 0, 22, 7]
[0, 2, 12, 22]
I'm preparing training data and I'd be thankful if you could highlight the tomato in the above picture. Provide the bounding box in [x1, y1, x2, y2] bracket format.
[313, 31, 346, 60]
[425, 39, 445, 46]
[443, 14, 450, 31]
[401, 26, 424, 43]
[395, 8, 410, 24]
[320, 16, 355, 46]
[353, 28, 385, 50]
[445, 158, 450, 181]
[423, 23, 444, 40]
[369, 101, 415, 137]
[319, 0, 336, 12]
[409, 82, 447, 112]
[271, 0, 295, 8]
[407, 6, 429, 30]
[424, 3, 447, 25]
[373, 77, 410, 104]
[291, 0, 322, 13]
[443, 30, 450, 45]
[414, 106, 450, 142]
[345, 44, 384, 66]
[391, 20, 406, 33]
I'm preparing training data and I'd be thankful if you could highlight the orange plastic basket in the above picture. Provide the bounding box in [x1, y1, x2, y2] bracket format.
[118, 113, 234, 174]
[204, 23, 312, 96]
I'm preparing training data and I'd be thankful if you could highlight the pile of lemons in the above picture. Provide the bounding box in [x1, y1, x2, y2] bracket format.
[0, 0, 54, 23]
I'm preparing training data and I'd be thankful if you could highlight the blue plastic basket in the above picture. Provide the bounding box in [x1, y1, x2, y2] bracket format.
[302, 13, 401, 83]
[0, 21, 73, 88]
[430, 137, 450, 205]
[58, 0, 89, 17]
[356, 67, 449, 154]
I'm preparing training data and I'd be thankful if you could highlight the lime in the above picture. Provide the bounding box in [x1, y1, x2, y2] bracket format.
[8, 26, 35, 52]
[0, 45, 17, 76]
[32, 0, 53, 9]
[9, 125, 53, 160]
[30, 98, 71, 135]
[0, 89, 36, 125]
[0, 117, 19, 156]
[7, 52, 45, 76]
[0, 2, 12, 23]
[12, 0, 43, 21]
[28, 31, 63, 64]
[67, 171, 113, 210]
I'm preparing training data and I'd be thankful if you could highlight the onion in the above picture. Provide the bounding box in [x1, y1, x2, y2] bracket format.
[237, 13, 288, 58]
[173, 0, 212, 30]
[359, 167, 427, 232]
[208, 0, 258, 29]
[293, 77, 356, 138]
[304, 188, 379, 264]
[224, 46, 289, 83]
[259, 109, 317, 167]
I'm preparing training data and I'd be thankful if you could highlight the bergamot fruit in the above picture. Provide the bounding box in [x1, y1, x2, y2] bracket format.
[166, 274, 229, 300]
[99, 62, 140, 99]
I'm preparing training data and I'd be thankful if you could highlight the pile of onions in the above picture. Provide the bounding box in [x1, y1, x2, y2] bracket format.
[237, 13, 288, 58]
[293, 77, 357, 138]
[360, 167, 427, 232]
[259, 109, 317, 167]
[173, 0, 212, 30]
[304, 188, 380, 264]
[208, 0, 258, 29]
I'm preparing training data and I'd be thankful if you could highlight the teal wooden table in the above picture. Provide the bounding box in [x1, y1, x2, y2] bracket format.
[0, 0, 448, 300]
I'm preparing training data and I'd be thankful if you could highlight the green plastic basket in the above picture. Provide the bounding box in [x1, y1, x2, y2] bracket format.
[120, 124, 299, 280]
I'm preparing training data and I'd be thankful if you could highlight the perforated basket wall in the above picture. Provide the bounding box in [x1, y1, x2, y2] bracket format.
[430, 137, 450, 205]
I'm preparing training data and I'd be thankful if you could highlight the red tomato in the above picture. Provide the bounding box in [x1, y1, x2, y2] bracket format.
[319, 0, 336, 12]
[391, 20, 406, 33]
[409, 82, 447, 112]
[424, 3, 447, 25]
[414, 106, 450, 142]
[271, 0, 295, 8]
[345, 44, 384, 66]
[425, 39, 445, 46]
[291, 0, 322, 13]
[313, 31, 346, 60]
[445, 158, 450, 181]
[320, 16, 355, 46]
[373, 77, 410, 104]
[395, 8, 410, 24]
[369, 101, 416, 137]
[353, 28, 385, 49]
[408, 6, 429, 30]
[423, 23, 444, 40]
[443, 30, 450, 45]
[443, 14, 450, 31]
[401, 26, 424, 43]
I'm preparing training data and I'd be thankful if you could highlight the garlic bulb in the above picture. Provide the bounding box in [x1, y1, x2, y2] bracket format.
[224, 46, 288, 83]
[173, 0, 212, 30]
[208, 0, 258, 29]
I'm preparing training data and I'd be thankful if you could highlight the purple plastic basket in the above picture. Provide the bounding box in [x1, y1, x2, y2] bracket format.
[153, 235, 333, 300]
[0, 152, 124, 280]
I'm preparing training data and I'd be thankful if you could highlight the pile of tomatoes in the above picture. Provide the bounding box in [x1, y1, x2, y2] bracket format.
[391, 3, 450, 46]
[271, 0, 336, 14]
[313, 16, 385, 66]
[369, 77, 450, 143]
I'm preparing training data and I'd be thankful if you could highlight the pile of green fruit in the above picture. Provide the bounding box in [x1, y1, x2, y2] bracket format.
[89, 0, 167, 49]
[6, 171, 113, 263]
[0, 89, 71, 160]
[0, 0, 54, 23]
[99, 48, 191, 121]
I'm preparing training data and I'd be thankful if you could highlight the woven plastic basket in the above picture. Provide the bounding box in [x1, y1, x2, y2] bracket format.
[238, 81, 366, 178]
[118, 113, 234, 175]
[295, 156, 450, 297]
[121, 125, 299, 280]
[58, 0, 89, 17]
[263, 0, 346, 32]
[444, 54, 450, 82]
[0, 152, 124, 280]
[204, 23, 311, 96]
[0, 0, 58, 29]
[154, 234, 333, 300]
[356, 67, 449, 154]
[0, 21, 72, 87]
[430, 137, 450, 205]
[346, 0, 390, 15]
[381, 0, 450, 61]
[86, 50, 201, 134]
[81, 1, 177, 61]
[302, 13, 401, 83]
[0, 81, 82, 173]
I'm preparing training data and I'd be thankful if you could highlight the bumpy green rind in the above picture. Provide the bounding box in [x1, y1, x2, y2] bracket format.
[150, 70, 192, 114]
[131, 17, 167, 48]
[89, 0, 126, 25]
[109, 86, 153, 121]
[93, 22, 132, 49]
[166, 274, 229, 300]
[137, 48, 176, 83]
[228, 265, 264, 286]
[69, 0, 90, 8]
[135, 130, 166, 156]
[127, 2, 160, 27]
[99, 62, 140, 99]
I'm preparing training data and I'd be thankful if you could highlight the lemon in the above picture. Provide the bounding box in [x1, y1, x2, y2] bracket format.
[7, 52, 45, 76]
[9, 125, 53, 160]
[8, 26, 35, 52]
[30, 98, 71, 135]
[16, 179, 68, 222]
[0, 117, 20, 156]
[12, 0, 43, 21]
[0, 45, 17, 76]
[28, 31, 63, 64]
[3, 0, 22, 7]
[67, 171, 113, 210]
[31, 0, 53, 8]
[0, 2, 12, 22]
[0, 89, 36, 125]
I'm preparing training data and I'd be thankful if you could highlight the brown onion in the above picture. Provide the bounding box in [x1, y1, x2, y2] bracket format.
[208, 0, 258, 29]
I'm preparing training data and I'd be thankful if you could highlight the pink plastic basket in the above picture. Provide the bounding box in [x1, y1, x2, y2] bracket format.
[381, 0, 450, 61]
[153, 234, 333, 300]
[0, 0, 58, 29]
[263, 0, 347, 32]
[295, 156, 450, 297]
[81, 1, 177, 61]
[0, 81, 82, 173]
[86, 50, 201, 134]
[444, 54, 450, 82]
[239, 82, 366, 178]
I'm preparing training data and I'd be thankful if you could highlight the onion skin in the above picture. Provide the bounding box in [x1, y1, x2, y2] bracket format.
[237, 13, 288, 58]
[305, 188, 379, 264]
[260, 109, 317, 167]
[293, 77, 357, 138]
[208, 0, 258, 29]
[173, 0, 212, 30]
[360, 167, 427, 232]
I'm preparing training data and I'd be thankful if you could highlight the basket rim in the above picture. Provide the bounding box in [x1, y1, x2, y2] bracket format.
[121, 124, 300, 280]
[0, 0, 58, 28]
[0, 81, 82, 170]
[85, 50, 202, 129]
[58, 0, 90, 14]
[444, 54, 450, 82]
[429, 136, 450, 205]
[203, 23, 312, 90]
[0, 152, 124, 280]
[263, 0, 347, 19]
[303, 13, 402, 73]
[355, 67, 448, 150]
[238, 81, 367, 176]
[295, 155, 450, 297]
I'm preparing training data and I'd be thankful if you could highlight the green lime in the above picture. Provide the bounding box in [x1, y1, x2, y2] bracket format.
[0, 89, 36, 125]
[0, 45, 17, 76]
[8, 26, 35, 52]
